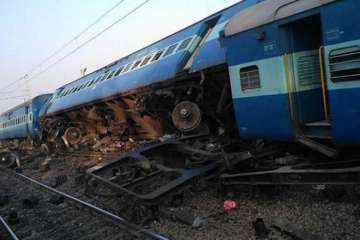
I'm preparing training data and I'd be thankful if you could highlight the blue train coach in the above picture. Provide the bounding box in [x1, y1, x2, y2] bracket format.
[39, 0, 260, 143]
[224, 0, 360, 147]
[0, 94, 52, 141]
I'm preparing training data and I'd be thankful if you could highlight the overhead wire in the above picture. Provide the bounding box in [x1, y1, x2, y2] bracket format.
[0, 90, 28, 94]
[23, 0, 151, 87]
[0, 0, 127, 93]
[0, 96, 28, 101]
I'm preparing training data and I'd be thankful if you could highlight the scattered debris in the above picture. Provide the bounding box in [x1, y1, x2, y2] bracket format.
[191, 216, 207, 228]
[0, 195, 9, 207]
[49, 195, 65, 205]
[40, 144, 50, 155]
[0, 151, 18, 168]
[7, 210, 19, 225]
[253, 218, 269, 239]
[22, 196, 40, 209]
[275, 154, 300, 166]
[224, 200, 237, 212]
[50, 175, 68, 188]
[92, 136, 112, 150]
[74, 173, 86, 185]
[40, 157, 52, 172]
[272, 217, 324, 240]
[161, 209, 207, 228]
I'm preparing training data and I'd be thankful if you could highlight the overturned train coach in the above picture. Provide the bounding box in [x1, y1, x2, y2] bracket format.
[38, 0, 261, 149]
[1, 0, 360, 159]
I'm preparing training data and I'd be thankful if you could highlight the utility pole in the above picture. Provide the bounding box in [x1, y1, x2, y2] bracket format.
[24, 74, 31, 102]
[80, 68, 87, 76]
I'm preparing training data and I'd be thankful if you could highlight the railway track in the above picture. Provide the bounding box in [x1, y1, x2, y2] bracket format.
[0, 167, 168, 240]
[0, 215, 19, 240]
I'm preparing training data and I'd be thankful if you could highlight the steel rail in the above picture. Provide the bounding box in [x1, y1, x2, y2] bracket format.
[1, 168, 169, 240]
[0, 215, 19, 240]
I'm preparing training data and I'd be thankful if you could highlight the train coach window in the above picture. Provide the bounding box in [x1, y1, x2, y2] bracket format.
[141, 55, 152, 67]
[114, 66, 124, 77]
[68, 88, 75, 94]
[122, 63, 133, 73]
[57, 92, 64, 98]
[163, 44, 178, 57]
[151, 50, 164, 62]
[62, 89, 69, 96]
[131, 60, 142, 70]
[93, 76, 102, 85]
[86, 80, 94, 88]
[240, 66, 261, 91]
[177, 37, 193, 52]
[79, 84, 87, 90]
[99, 74, 108, 82]
[75, 86, 81, 93]
[107, 71, 115, 80]
[329, 46, 360, 82]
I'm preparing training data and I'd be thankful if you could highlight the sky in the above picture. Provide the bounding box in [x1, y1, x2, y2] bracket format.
[0, 0, 240, 112]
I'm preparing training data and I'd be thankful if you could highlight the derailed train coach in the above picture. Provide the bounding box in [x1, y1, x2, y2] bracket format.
[0, 94, 52, 150]
[0, 0, 359, 157]
[223, 0, 360, 156]
[39, 0, 260, 150]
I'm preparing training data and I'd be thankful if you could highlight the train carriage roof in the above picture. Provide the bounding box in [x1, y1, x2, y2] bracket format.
[224, 0, 337, 37]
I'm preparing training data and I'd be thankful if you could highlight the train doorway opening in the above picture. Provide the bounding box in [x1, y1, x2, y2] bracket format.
[281, 14, 329, 127]
[197, 66, 239, 138]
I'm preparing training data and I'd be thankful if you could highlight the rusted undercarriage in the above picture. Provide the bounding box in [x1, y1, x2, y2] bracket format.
[40, 66, 236, 162]
[0, 138, 35, 152]
[0, 137, 48, 164]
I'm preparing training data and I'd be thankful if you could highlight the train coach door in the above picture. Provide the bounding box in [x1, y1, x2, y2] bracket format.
[281, 14, 329, 127]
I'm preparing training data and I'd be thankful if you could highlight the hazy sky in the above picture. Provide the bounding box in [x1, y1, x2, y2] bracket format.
[0, 0, 240, 112]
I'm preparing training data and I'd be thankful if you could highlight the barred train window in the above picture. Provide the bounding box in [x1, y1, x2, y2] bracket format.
[240, 65, 261, 90]
[131, 60, 142, 70]
[122, 63, 133, 73]
[151, 50, 164, 62]
[114, 66, 124, 77]
[163, 44, 178, 57]
[177, 37, 193, 52]
[329, 46, 360, 82]
[141, 55, 152, 67]
[107, 71, 115, 79]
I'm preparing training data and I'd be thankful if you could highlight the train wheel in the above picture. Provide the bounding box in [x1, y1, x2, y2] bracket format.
[63, 127, 82, 147]
[172, 101, 202, 132]
[0, 151, 19, 168]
